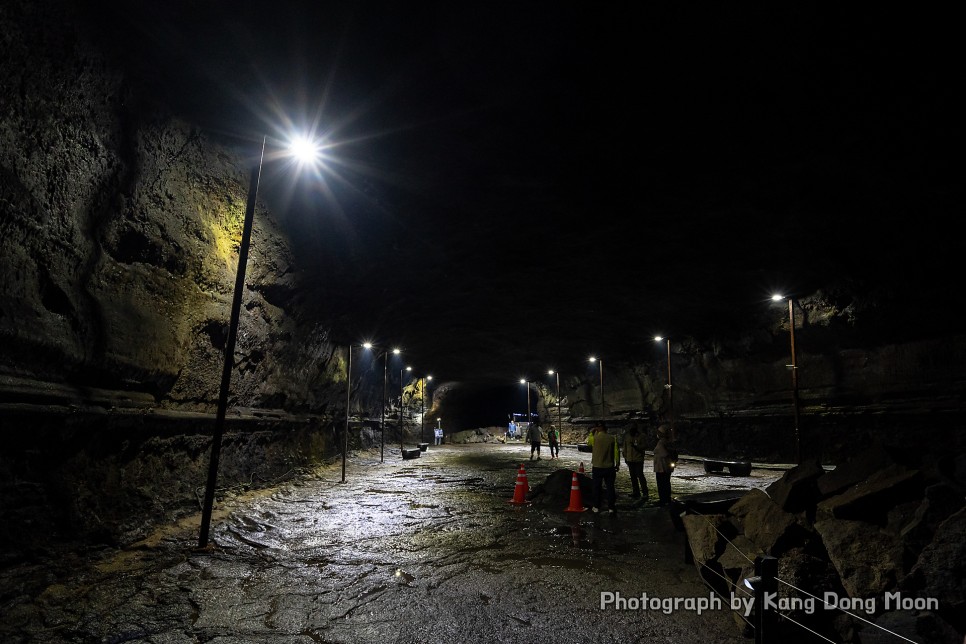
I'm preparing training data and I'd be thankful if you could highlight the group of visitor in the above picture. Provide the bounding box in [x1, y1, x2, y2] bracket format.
[505, 416, 677, 511]
[587, 422, 675, 513]
[521, 422, 560, 460]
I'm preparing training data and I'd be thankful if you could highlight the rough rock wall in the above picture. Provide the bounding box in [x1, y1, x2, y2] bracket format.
[0, 0, 342, 413]
[525, 297, 966, 463]
[1, 408, 331, 559]
[0, 0, 349, 553]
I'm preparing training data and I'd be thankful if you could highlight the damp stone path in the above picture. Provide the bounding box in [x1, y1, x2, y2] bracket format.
[1, 442, 784, 643]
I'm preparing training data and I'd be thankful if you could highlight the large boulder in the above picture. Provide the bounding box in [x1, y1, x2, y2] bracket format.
[448, 428, 494, 444]
[766, 458, 826, 512]
[901, 507, 966, 634]
[682, 513, 730, 596]
[527, 469, 592, 509]
[899, 483, 966, 560]
[717, 534, 762, 606]
[816, 444, 896, 497]
[816, 464, 923, 523]
[730, 488, 807, 555]
[775, 547, 844, 641]
[814, 518, 904, 598]
[682, 513, 727, 562]
[860, 610, 961, 644]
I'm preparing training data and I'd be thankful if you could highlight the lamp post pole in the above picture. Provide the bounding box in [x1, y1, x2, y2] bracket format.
[520, 379, 531, 427]
[343, 344, 357, 484]
[399, 366, 411, 453]
[589, 357, 604, 421]
[381, 351, 388, 463]
[549, 370, 561, 439]
[380, 348, 399, 463]
[420, 375, 433, 444]
[198, 136, 265, 549]
[773, 294, 802, 464]
[599, 360, 604, 420]
[666, 339, 673, 424]
[788, 297, 801, 464]
[527, 381, 531, 426]
[197, 133, 321, 548]
[655, 336, 673, 425]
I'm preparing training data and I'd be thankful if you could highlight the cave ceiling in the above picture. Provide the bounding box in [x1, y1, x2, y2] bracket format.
[86, 1, 962, 385]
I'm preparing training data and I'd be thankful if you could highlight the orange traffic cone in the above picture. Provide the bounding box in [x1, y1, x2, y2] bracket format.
[578, 462, 585, 474]
[564, 470, 587, 512]
[508, 463, 530, 505]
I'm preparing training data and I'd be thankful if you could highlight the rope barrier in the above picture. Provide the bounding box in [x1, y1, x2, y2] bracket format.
[687, 506, 757, 566]
[776, 579, 919, 643]
[680, 505, 921, 643]
[683, 527, 755, 629]
[680, 519, 753, 597]
[777, 612, 835, 643]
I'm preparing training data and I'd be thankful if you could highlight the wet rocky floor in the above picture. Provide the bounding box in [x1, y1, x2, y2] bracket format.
[1, 442, 784, 643]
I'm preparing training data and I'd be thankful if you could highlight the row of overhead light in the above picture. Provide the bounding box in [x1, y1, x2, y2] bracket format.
[348, 343, 434, 473]
[519, 337, 674, 428]
[516, 293, 799, 457]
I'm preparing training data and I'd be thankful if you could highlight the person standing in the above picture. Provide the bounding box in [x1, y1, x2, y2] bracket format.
[653, 425, 674, 506]
[622, 424, 647, 500]
[587, 423, 619, 513]
[527, 422, 543, 460]
[547, 425, 560, 459]
[434, 426, 443, 445]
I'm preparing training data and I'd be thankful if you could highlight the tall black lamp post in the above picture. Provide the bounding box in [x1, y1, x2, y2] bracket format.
[519, 379, 532, 428]
[399, 366, 411, 453]
[773, 294, 802, 464]
[654, 336, 673, 425]
[420, 375, 433, 444]
[198, 134, 320, 549]
[342, 343, 369, 483]
[588, 357, 604, 421]
[381, 348, 400, 463]
[548, 369, 562, 438]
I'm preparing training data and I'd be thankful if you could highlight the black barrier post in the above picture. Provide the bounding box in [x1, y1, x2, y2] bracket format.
[750, 555, 778, 644]
[683, 511, 693, 564]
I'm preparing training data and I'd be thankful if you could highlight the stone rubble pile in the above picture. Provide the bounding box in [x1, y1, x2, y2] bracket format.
[682, 444, 966, 643]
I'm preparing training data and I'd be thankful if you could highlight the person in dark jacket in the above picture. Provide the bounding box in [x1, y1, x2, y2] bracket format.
[622, 425, 647, 499]
[653, 425, 674, 506]
[527, 422, 543, 460]
[547, 425, 560, 459]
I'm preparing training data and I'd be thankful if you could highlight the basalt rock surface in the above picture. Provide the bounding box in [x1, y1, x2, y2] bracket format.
[681, 446, 966, 642]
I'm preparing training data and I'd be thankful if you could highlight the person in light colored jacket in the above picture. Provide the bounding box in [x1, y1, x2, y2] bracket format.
[587, 423, 619, 513]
